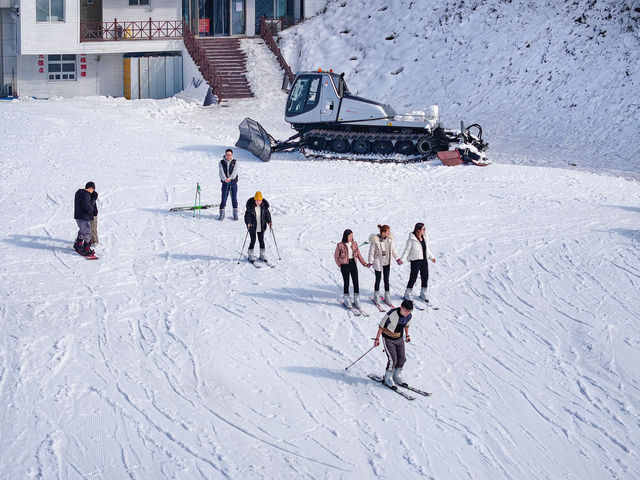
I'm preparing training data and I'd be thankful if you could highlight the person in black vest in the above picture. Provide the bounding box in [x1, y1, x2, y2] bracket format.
[219, 148, 238, 220]
[73, 181, 96, 256]
[244, 191, 272, 262]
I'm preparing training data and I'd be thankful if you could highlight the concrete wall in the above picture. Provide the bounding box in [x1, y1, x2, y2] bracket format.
[19, 0, 182, 54]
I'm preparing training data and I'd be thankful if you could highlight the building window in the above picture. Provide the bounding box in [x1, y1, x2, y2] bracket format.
[48, 55, 77, 81]
[36, 0, 64, 22]
[129, 0, 150, 5]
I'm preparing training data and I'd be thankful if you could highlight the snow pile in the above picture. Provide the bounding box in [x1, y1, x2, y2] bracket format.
[279, 0, 640, 173]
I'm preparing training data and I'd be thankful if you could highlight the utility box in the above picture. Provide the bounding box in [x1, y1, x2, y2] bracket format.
[124, 54, 183, 100]
[437, 150, 464, 166]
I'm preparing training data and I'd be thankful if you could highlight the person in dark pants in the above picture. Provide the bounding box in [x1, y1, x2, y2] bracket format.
[334, 229, 370, 309]
[244, 191, 272, 262]
[368, 224, 402, 306]
[373, 299, 414, 389]
[400, 222, 436, 302]
[73, 181, 96, 256]
[219, 148, 238, 221]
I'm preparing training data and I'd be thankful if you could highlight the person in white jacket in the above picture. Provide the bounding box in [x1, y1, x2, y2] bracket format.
[368, 224, 403, 306]
[400, 222, 436, 302]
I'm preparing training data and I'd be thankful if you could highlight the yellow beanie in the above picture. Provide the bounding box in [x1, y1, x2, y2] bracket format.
[254, 191, 263, 201]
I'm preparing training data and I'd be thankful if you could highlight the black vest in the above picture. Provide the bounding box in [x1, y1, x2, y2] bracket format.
[221, 159, 238, 184]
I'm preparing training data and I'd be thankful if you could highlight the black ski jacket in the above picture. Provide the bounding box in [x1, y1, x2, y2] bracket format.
[90, 191, 99, 216]
[74, 189, 94, 221]
[244, 198, 272, 231]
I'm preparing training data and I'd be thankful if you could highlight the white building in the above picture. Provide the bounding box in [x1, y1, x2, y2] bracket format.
[0, 0, 326, 99]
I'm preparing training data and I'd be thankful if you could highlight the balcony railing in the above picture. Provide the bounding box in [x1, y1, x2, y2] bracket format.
[80, 19, 185, 42]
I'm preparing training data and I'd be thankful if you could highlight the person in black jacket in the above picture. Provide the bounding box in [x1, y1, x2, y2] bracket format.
[244, 191, 272, 262]
[74, 182, 96, 256]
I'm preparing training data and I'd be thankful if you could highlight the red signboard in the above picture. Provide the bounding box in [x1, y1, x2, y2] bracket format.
[199, 18, 210, 33]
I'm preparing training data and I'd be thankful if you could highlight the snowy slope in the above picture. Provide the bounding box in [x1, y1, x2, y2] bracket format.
[1, 24, 639, 480]
[279, 0, 640, 174]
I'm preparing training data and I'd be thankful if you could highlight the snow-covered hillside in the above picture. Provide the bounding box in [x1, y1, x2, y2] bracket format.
[279, 0, 640, 174]
[1, 5, 639, 479]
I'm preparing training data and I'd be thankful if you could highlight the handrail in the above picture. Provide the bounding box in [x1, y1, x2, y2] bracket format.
[183, 27, 224, 101]
[260, 15, 295, 85]
[80, 18, 185, 42]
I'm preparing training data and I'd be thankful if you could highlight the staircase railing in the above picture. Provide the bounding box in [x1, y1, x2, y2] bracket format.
[260, 15, 295, 85]
[183, 27, 224, 101]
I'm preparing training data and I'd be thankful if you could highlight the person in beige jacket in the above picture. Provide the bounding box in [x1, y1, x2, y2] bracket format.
[400, 222, 436, 302]
[368, 224, 402, 306]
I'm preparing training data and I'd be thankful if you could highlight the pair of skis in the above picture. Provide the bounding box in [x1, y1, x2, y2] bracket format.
[247, 257, 275, 268]
[367, 374, 431, 400]
[338, 299, 369, 316]
[370, 296, 395, 312]
[403, 296, 439, 311]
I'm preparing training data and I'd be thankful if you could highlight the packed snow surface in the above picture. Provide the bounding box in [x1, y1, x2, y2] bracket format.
[1, 10, 640, 480]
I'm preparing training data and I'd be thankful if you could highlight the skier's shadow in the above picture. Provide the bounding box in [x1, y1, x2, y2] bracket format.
[283, 366, 372, 386]
[163, 253, 229, 262]
[3, 234, 75, 254]
[138, 207, 218, 219]
[247, 286, 339, 305]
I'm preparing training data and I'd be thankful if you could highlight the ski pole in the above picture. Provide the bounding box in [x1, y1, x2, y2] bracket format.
[344, 341, 377, 370]
[237, 228, 249, 264]
[270, 226, 281, 260]
[193, 182, 202, 218]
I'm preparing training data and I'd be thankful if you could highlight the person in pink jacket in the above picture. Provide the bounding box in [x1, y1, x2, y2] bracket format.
[334, 229, 370, 309]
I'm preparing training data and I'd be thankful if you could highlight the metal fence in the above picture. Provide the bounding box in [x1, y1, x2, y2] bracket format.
[80, 19, 185, 42]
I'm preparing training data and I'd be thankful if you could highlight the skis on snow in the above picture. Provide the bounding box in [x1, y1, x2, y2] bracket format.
[338, 299, 369, 317]
[370, 298, 386, 312]
[367, 374, 432, 399]
[403, 297, 438, 311]
[169, 203, 219, 212]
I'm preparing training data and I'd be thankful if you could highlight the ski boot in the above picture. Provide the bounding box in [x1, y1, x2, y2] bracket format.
[384, 291, 392, 304]
[419, 288, 429, 303]
[81, 242, 95, 257]
[383, 370, 397, 390]
[343, 294, 353, 309]
[218, 209, 225, 221]
[233, 208, 239, 221]
[373, 291, 381, 306]
[393, 368, 408, 387]
[353, 293, 362, 310]
[259, 248, 268, 262]
[403, 288, 413, 301]
[247, 249, 256, 262]
[73, 238, 83, 254]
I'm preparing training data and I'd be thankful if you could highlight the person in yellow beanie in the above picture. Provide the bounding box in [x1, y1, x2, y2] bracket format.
[244, 191, 272, 263]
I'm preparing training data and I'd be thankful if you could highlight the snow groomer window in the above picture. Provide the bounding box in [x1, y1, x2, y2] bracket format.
[129, 0, 150, 5]
[48, 55, 77, 81]
[286, 76, 321, 116]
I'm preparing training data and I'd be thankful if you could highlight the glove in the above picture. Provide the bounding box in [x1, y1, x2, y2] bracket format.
[432, 258, 436, 263]
[396, 259, 403, 265]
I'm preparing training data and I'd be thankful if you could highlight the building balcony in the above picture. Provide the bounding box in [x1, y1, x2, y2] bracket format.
[80, 19, 185, 43]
